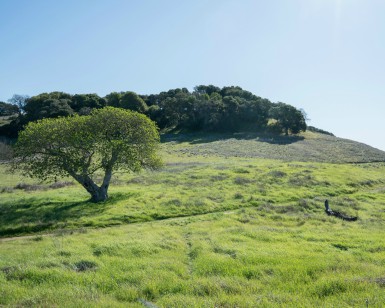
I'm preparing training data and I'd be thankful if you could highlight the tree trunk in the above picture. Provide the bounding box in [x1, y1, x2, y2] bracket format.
[90, 169, 112, 202]
[73, 174, 110, 203]
[89, 185, 109, 203]
[69, 158, 115, 203]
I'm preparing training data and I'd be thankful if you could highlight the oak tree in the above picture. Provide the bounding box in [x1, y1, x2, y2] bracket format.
[13, 107, 162, 202]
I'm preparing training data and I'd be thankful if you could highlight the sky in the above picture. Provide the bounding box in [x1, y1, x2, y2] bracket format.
[1, 0, 385, 150]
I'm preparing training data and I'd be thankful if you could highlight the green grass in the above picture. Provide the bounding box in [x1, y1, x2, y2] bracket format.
[1, 209, 384, 307]
[1, 157, 384, 237]
[162, 131, 385, 163]
[1, 132, 385, 306]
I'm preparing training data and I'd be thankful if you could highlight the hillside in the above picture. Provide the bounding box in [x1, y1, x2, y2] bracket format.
[1, 131, 385, 236]
[1, 132, 385, 306]
[162, 131, 385, 163]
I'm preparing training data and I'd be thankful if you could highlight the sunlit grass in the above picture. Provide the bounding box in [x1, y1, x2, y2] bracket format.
[1, 155, 384, 236]
[1, 132, 385, 306]
[1, 208, 384, 306]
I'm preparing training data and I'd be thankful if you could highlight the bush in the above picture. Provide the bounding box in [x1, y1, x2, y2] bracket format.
[234, 177, 253, 185]
[268, 170, 286, 178]
[73, 260, 98, 272]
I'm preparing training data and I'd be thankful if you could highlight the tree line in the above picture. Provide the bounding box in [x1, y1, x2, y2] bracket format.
[0, 85, 307, 137]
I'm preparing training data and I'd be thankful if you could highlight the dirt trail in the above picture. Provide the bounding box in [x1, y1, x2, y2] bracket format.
[0, 208, 240, 243]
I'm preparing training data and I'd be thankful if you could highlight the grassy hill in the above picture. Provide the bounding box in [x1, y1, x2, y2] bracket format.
[162, 131, 385, 163]
[1, 132, 385, 307]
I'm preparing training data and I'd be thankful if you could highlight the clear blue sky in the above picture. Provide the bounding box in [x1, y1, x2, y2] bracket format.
[1, 0, 385, 150]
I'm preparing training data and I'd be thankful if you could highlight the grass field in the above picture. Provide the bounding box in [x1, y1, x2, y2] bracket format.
[1, 132, 385, 307]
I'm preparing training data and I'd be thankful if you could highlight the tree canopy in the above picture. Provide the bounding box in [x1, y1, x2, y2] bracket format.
[7, 94, 29, 115]
[269, 103, 307, 135]
[1, 85, 307, 138]
[0, 101, 19, 116]
[12, 107, 162, 202]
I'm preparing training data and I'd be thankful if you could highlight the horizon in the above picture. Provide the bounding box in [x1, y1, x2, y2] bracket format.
[1, 0, 385, 151]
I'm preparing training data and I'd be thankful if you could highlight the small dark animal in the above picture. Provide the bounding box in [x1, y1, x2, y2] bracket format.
[324, 199, 358, 221]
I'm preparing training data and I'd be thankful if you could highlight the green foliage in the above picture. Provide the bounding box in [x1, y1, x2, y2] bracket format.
[269, 102, 307, 135]
[151, 86, 274, 132]
[120, 92, 148, 113]
[12, 107, 162, 202]
[20, 92, 74, 124]
[105, 91, 148, 113]
[0, 95, 29, 137]
[104, 91, 121, 107]
[147, 85, 306, 134]
[36, 99, 74, 119]
[7, 94, 29, 114]
[0, 101, 19, 116]
[2, 86, 308, 138]
[70, 94, 106, 112]
[194, 84, 221, 96]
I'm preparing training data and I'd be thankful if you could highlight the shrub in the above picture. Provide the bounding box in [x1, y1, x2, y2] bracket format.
[268, 170, 286, 178]
[234, 192, 244, 199]
[73, 260, 98, 272]
[234, 177, 253, 185]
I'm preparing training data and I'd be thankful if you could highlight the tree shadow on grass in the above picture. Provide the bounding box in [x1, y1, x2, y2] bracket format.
[161, 132, 304, 145]
[0, 192, 136, 237]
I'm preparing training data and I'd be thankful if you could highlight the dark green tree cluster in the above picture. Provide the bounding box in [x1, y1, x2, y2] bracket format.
[269, 103, 306, 135]
[0, 101, 19, 116]
[105, 91, 148, 113]
[1, 85, 307, 137]
[141, 85, 306, 134]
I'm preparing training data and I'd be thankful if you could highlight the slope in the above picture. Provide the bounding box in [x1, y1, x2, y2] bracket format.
[162, 131, 385, 163]
[1, 132, 385, 306]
